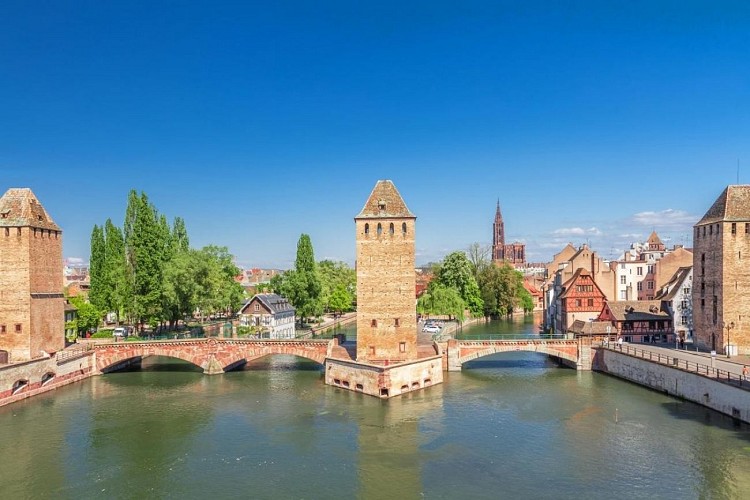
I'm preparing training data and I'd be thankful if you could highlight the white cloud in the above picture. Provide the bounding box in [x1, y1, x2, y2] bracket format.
[630, 209, 697, 228]
[552, 227, 601, 236]
[65, 257, 86, 265]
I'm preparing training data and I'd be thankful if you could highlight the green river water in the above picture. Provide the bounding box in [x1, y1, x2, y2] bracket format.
[1, 317, 749, 499]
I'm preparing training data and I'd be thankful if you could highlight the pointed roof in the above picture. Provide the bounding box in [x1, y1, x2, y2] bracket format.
[495, 200, 502, 220]
[558, 267, 605, 299]
[654, 266, 692, 301]
[0, 188, 61, 230]
[697, 185, 750, 225]
[603, 300, 670, 321]
[647, 231, 663, 246]
[355, 180, 415, 219]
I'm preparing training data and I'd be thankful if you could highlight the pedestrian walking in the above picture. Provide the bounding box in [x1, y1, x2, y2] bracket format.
[742, 365, 749, 381]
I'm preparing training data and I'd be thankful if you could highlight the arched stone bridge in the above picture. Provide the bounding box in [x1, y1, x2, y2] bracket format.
[445, 338, 592, 371]
[92, 338, 338, 375]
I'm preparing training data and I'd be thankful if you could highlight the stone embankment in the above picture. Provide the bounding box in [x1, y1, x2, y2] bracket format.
[0, 345, 95, 407]
[594, 343, 750, 423]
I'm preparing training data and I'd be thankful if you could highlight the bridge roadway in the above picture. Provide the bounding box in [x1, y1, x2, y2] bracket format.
[90, 336, 593, 374]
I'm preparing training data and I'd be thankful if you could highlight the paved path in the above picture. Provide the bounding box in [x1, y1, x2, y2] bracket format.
[614, 342, 750, 376]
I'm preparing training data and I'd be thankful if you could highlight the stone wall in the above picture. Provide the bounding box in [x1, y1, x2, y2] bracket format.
[325, 355, 443, 398]
[593, 347, 750, 423]
[0, 226, 31, 361]
[693, 221, 750, 354]
[355, 217, 417, 362]
[0, 351, 95, 407]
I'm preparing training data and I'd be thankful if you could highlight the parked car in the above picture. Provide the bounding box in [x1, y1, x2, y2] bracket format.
[112, 327, 128, 338]
[423, 324, 441, 334]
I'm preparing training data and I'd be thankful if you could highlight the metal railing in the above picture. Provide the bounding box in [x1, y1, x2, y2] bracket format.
[455, 334, 573, 341]
[601, 342, 750, 390]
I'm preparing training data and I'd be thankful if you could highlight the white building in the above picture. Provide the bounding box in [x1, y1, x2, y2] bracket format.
[239, 293, 296, 339]
[654, 266, 694, 343]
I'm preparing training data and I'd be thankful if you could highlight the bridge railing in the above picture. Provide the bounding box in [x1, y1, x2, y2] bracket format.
[56, 344, 92, 364]
[455, 334, 573, 341]
[600, 342, 750, 391]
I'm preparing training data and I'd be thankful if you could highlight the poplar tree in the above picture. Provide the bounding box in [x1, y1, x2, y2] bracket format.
[282, 234, 322, 325]
[104, 219, 127, 324]
[88, 224, 107, 313]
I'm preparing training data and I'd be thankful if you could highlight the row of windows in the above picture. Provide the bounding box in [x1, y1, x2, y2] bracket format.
[575, 285, 594, 293]
[0, 324, 22, 334]
[2, 227, 59, 238]
[696, 222, 750, 238]
[573, 298, 596, 307]
[364, 222, 408, 236]
[365, 342, 408, 356]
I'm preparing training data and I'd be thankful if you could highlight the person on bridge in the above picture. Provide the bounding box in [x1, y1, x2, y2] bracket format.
[743, 365, 749, 381]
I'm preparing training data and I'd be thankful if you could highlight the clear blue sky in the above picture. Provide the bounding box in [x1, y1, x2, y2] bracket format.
[2, 2, 749, 268]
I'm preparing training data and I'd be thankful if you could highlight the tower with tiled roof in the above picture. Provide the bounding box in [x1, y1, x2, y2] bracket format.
[355, 180, 417, 362]
[693, 185, 750, 355]
[0, 188, 64, 361]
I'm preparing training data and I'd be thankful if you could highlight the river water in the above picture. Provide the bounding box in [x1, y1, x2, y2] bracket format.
[2, 318, 750, 499]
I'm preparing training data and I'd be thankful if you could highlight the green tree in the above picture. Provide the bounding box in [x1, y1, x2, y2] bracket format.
[328, 284, 353, 316]
[89, 224, 107, 312]
[318, 260, 356, 313]
[171, 216, 190, 253]
[284, 234, 322, 325]
[417, 283, 465, 321]
[434, 251, 484, 317]
[478, 263, 528, 317]
[104, 219, 128, 324]
[69, 296, 102, 335]
[163, 249, 199, 327]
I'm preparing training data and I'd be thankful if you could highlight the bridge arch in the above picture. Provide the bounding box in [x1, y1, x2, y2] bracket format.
[94, 343, 211, 373]
[450, 339, 584, 371]
[459, 345, 578, 367]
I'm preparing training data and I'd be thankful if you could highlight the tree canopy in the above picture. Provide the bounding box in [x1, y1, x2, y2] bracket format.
[433, 251, 484, 317]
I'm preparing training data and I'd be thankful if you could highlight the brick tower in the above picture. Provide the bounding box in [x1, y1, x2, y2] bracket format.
[0, 188, 64, 361]
[693, 185, 750, 355]
[355, 180, 417, 362]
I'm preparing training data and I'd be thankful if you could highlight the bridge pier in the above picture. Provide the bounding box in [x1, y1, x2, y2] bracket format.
[203, 355, 225, 375]
[447, 340, 462, 372]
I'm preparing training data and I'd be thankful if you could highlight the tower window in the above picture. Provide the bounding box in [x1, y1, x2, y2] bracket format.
[4, 228, 8, 237]
[746, 223, 750, 234]
[402, 222, 407, 234]
[394, 318, 400, 327]
[16, 227, 20, 236]
[732, 223, 737, 234]
[0, 325, 5, 334]
[370, 346, 376, 356]
[371, 319, 377, 327]
[15, 324, 21, 333]
[389, 223, 394, 235]
[399, 342, 406, 353]
[364, 223, 369, 235]
[377, 223, 382, 236]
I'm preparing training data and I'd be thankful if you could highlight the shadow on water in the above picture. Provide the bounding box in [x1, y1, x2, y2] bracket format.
[660, 400, 750, 440]
[239, 354, 324, 372]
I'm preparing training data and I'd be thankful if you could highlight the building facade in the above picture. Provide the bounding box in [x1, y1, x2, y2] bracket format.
[555, 268, 607, 334]
[598, 301, 674, 344]
[693, 185, 750, 354]
[492, 202, 525, 265]
[355, 180, 418, 362]
[238, 293, 296, 339]
[654, 266, 693, 344]
[0, 188, 64, 362]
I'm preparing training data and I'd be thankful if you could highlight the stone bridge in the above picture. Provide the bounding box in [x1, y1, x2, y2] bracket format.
[92, 338, 337, 375]
[445, 338, 592, 371]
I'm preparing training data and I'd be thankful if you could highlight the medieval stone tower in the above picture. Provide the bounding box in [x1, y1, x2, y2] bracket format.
[355, 180, 417, 363]
[693, 185, 750, 355]
[0, 188, 64, 361]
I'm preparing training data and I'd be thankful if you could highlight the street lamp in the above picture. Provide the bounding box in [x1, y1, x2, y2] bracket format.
[723, 321, 736, 358]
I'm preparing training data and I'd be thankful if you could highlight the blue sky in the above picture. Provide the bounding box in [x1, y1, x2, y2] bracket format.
[2, 2, 749, 268]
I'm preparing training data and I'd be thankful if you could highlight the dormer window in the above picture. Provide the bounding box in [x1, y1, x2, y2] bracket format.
[1, 209, 9, 219]
[37, 215, 43, 221]
[377, 199, 386, 211]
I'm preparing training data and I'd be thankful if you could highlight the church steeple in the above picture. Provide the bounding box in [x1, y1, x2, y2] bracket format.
[493, 201, 505, 260]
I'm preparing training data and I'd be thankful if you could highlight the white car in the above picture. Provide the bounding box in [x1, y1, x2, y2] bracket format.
[112, 327, 127, 338]
[423, 325, 440, 334]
